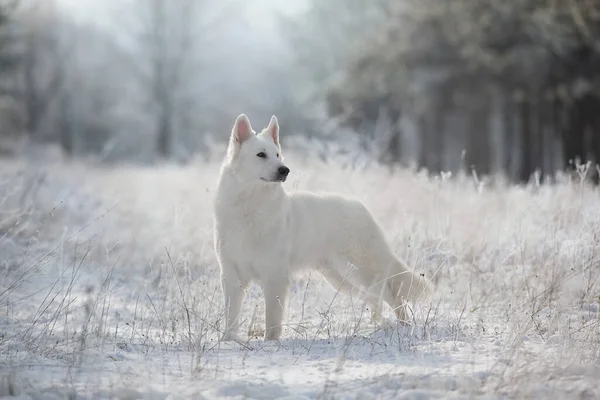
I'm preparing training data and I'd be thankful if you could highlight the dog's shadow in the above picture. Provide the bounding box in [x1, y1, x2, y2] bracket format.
[218, 325, 457, 368]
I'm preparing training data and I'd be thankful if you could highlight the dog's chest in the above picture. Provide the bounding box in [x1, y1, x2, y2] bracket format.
[216, 202, 288, 260]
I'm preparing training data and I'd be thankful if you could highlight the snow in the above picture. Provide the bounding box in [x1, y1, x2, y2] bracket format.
[0, 153, 599, 399]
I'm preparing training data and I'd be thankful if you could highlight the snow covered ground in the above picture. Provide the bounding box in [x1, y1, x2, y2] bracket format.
[0, 152, 599, 399]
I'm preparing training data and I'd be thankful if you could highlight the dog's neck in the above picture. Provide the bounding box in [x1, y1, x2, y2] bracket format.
[218, 165, 286, 206]
[236, 181, 284, 202]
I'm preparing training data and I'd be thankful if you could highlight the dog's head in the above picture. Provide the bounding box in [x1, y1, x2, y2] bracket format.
[225, 114, 290, 183]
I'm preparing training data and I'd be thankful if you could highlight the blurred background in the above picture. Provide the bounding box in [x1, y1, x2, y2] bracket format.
[0, 0, 599, 183]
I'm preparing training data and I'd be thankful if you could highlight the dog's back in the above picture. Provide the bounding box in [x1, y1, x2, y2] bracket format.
[285, 192, 382, 267]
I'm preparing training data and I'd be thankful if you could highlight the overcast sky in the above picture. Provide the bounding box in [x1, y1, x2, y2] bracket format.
[56, 0, 307, 31]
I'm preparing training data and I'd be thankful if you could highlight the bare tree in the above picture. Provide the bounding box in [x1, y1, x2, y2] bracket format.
[283, 0, 390, 104]
[126, 0, 238, 159]
[142, 0, 191, 158]
[14, 0, 72, 138]
[0, 0, 20, 138]
[293, 0, 600, 181]
[5, 1, 130, 157]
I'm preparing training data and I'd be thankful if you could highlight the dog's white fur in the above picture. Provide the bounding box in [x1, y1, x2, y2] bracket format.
[214, 114, 433, 341]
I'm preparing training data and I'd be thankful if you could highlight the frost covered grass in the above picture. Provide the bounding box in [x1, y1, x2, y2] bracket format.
[0, 151, 599, 399]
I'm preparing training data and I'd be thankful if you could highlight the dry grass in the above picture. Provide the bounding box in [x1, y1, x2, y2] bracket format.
[0, 151, 598, 398]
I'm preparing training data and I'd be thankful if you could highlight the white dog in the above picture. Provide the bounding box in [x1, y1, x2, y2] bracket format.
[214, 114, 433, 341]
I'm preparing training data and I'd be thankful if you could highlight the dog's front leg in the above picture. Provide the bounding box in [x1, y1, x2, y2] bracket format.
[262, 277, 289, 341]
[220, 268, 247, 341]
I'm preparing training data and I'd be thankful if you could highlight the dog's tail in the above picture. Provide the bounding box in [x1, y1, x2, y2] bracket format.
[386, 258, 434, 305]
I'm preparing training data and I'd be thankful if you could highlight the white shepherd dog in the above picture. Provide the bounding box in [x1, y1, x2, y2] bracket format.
[214, 114, 433, 341]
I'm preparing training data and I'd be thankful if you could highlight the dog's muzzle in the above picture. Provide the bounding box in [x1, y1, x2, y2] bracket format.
[276, 166, 290, 182]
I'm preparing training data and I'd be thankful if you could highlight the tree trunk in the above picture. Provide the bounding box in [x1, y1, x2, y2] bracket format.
[431, 102, 444, 173]
[489, 85, 505, 175]
[563, 100, 585, 173]
[58, 92, 73, 155]
[531, 92, 542, 180]
[466, 95, 490, 176]
[156, 110, 172, 158]
[503, 93, 516, 180]
[585, 95, 600, 183]
[418, 114, 429, 171]
[549, 93, 563, 176]
[519, 95, 533, 183]
[24, 53, 41, 137]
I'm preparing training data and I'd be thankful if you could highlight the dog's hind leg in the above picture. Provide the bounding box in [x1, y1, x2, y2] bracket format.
[385, 256, 433, 324]
[362, 275, 398, 324]
[350, 256, 408, 325]
[320, 259, 384, 324]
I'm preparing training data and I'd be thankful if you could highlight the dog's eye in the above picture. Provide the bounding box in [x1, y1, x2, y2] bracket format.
[257, 152, 266, 158]
[276, 153, 279, 158]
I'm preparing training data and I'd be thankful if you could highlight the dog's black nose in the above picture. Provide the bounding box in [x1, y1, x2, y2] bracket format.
[278, 166, 290, 176]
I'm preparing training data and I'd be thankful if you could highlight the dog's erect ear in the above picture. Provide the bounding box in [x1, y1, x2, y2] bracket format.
[232, 114, 253, 144]
[266, 115, 279, 146]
